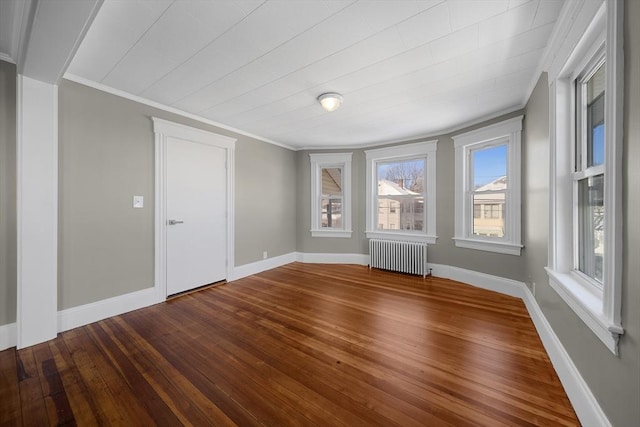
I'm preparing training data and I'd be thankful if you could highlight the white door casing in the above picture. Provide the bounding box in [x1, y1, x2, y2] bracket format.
[16, 76, 59, 348]
[153, 118, 236, 300]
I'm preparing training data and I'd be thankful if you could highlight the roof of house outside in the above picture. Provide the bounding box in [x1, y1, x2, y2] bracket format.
[378, 179, 420, 196]
[474, 176, 507, 203]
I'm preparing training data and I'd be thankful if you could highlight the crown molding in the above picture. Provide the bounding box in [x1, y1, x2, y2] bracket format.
[62, 73, 297, 151]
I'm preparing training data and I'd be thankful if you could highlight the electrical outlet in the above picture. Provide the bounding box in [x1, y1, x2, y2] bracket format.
[263, 251, 268, 259]
[133, 195, 144, 208]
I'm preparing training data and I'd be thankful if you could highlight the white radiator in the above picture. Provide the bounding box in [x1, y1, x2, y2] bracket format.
[368, 239, 430, 278]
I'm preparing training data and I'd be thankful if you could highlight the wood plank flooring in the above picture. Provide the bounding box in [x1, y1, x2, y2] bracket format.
[0, 263, 579, 426]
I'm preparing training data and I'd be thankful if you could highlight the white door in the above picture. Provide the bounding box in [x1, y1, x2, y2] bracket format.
[166, 136, 227, 295]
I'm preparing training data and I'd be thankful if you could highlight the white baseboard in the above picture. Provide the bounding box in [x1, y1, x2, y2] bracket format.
[296, 252, 369, 265]
[230, 252, 298, 281]
[0, 322, 16, 351]
[57, 287, 159, 333]
[229, 252, 368, 282]
[522, 290, 611, 427]
[427, 263, 527, 298]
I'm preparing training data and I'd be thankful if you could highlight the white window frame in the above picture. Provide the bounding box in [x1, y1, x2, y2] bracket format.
[310, 153, 352, 238]
[546, 0, 623, 354]
[453, 116, 523, 256]
[573, 52, 605, 289]
[365, 140, 437, 244]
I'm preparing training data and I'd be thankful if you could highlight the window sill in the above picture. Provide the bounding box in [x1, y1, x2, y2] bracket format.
[545, 267, 623, 355]
[310, 229, 352, 238]
[453, 237, 522, 255]
[365, 231, 437, 244]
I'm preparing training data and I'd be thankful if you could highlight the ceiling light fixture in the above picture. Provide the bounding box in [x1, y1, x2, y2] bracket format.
[317, 92, 343, 112]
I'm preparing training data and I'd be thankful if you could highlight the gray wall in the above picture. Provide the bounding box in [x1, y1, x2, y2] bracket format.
[295, 149, 367, 255]
[235, 138, 296, 266]
[58, 80, 296, 309]
[429, 111, 527, 281]
[0, 61, 16, 326]
[523, 1, 640, 424]
[296, 110, 528, 282]
[522, 74, 549, 297]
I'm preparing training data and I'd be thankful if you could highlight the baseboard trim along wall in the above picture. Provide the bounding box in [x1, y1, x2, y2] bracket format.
[57, 287, 159, 334]
[0, 322, 16, 351]
[426, 263, 526, 299]
[230, 252, 298, 281]
[521, 291, 612, 427]
[229, 252, 368, 282]
[295, 252, 369, 265]
[1, 252, 610, 426]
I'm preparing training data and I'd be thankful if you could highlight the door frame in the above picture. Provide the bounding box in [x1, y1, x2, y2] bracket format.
[152, 117, 237, 301]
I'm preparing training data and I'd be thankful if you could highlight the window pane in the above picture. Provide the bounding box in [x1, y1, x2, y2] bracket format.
[400, 198, 424, 231]
[321, 198, 342, 228]
[473, 193, 505, 237]
[376, 159, 425, 231]
[377, 159, 424, 195]
[377, 198, 424, 231]
[472, 144, 507, 190]
[471, 145, 507, 238]
[578, 174, 604, 283]
[587, 64, 605, 167]
[322, 167, 342, 196]
[321, 167, 343, 228]
[586, 62, 605, 103]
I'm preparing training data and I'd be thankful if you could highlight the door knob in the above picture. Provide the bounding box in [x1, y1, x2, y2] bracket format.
[168, 219, 184, 225]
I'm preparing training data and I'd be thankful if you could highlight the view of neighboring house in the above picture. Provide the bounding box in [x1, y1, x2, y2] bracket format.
[377, 179, 424, 231]
[473, 176, 507, 238]
[321, 167, 343, 228]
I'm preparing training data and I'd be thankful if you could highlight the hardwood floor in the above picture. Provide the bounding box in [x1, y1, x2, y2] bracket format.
[0, 263, 579, 426]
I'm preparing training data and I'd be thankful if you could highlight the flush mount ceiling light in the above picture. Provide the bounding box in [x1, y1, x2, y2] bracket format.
[317, 92, 343, 112]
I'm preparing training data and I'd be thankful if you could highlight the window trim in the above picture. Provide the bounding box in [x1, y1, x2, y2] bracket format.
[453, 116, 523, 256]
[546, 0, 623, 354]
[310, 153, 352, 238]
[365, 140, 437, 244]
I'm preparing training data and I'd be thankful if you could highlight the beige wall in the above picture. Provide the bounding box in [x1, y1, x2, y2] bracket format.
[0, 61, 16, 325]
[522, 1, 640, 424]
[58, 80, 296, 309]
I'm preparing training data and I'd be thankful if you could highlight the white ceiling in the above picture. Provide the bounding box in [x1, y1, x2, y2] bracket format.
[2, 0, 566, 149]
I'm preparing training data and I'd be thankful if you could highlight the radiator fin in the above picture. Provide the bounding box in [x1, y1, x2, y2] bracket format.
[369, 239, 429, 277]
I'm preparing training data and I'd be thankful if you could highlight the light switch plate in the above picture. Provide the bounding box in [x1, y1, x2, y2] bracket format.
[133, 195, 144, 208]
